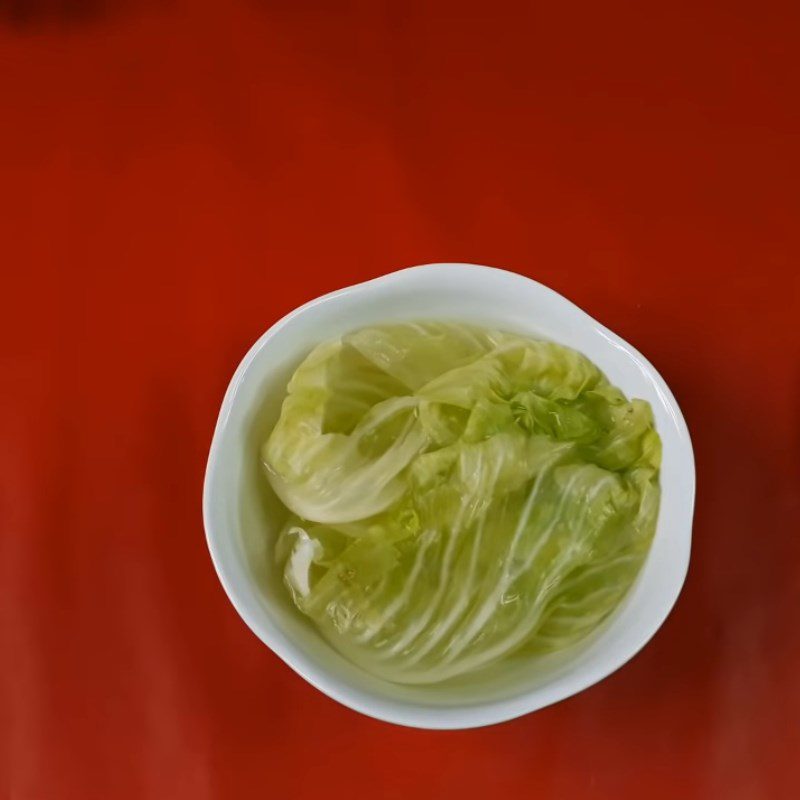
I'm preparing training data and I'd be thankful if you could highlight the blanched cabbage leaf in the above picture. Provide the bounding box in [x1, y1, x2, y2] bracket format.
[263, 322, 660, 684]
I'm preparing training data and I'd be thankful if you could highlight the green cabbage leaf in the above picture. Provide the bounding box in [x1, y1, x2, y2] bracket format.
[263, 323, 660, 684]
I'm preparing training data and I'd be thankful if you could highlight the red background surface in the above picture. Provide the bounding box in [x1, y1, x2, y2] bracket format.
[2, 1, 799, 798]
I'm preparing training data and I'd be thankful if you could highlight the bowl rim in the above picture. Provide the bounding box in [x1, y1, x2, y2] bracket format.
[203, 262, 695, 729]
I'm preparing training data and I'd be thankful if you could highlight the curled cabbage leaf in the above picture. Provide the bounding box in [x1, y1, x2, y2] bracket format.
[263, 322, 660, 684]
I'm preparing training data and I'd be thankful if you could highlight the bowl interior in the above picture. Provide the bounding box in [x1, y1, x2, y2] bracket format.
[205, 264, 694, 727]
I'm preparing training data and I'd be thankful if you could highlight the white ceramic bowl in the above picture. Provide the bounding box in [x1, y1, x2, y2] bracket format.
[203, 263, 694, 729]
